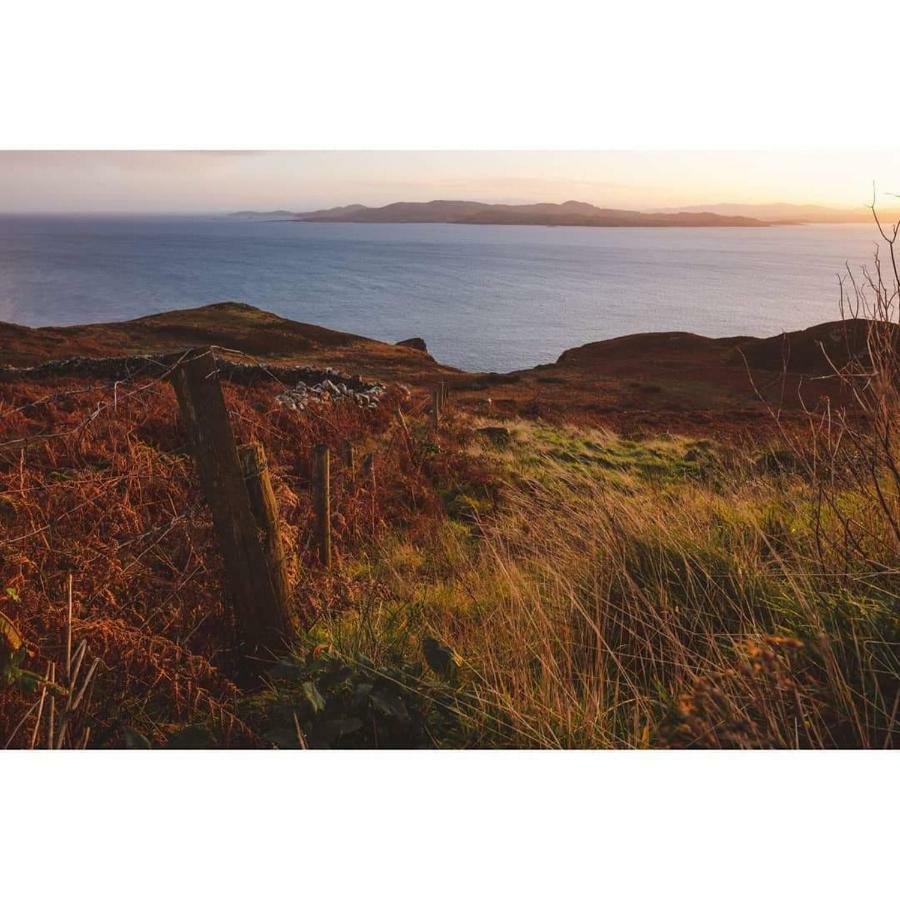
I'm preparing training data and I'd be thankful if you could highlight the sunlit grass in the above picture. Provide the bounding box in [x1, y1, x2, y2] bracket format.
[313, 418, 899, 748]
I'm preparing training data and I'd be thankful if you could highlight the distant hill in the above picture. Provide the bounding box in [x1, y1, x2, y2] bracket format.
[654, 203, 900, 224]
[229, 210, 297, 220]
[295, 203, 371, 221]
[287, 199, 770, 227]
[231, 200, 900, 227]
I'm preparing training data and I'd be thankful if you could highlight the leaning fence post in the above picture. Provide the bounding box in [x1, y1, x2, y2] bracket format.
[430, 387, 441, 430]
[170, 348, 292, 664]
[239, 442, 294, 616]
[312, 444, 332, 569]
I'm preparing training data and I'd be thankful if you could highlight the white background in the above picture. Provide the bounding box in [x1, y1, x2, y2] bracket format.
[4, 751, 898, 897]
[5, 0, 900, 149]
[2, 1, 898, 897]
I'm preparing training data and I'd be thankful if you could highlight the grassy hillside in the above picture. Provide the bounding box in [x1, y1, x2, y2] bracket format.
[2, 374, 895, 746]
[264, 418, 897, 748]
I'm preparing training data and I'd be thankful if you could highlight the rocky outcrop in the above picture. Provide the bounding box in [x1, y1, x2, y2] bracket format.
[396, 337, 428, 353]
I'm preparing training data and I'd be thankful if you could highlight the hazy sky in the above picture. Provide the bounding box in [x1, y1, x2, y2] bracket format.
[0, 150, 898, 214]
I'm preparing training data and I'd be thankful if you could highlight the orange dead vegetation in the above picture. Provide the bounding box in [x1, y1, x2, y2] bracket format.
[0, 364, 490, 747]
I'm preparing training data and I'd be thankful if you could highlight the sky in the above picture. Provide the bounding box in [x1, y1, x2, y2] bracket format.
[0, 150, 898, 214]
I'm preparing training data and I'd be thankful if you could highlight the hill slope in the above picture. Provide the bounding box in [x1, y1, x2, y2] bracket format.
[1, 303, 883, 433]
[0, 302, 449, 381]
[451, 319, 882, 433]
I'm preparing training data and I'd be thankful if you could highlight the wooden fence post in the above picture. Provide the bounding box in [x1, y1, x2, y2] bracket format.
[340, 439, 355, 475]
[239, 442, 294, 620]
[170, 348, 292, 664]
[312, 444, 332, 569]
[440, 381, 448, 406]
[430, 387, 441, 430]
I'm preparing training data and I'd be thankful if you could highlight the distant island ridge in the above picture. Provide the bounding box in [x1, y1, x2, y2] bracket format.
[230, 199, 893, 227]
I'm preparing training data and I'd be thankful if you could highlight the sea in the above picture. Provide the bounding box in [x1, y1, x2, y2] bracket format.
[0, 216, 884, 372]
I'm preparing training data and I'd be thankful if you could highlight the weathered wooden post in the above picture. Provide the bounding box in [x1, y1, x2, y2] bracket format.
[312, 444, 332, 569]
[239, 442, 294, 615]
[170, 348, 292, 663]
[430, 387, 441, 430]
[340, 439, 355, 475]
[440, 380, 448, 406]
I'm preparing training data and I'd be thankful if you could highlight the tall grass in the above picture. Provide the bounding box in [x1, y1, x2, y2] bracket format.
[323, 426, 898, 748]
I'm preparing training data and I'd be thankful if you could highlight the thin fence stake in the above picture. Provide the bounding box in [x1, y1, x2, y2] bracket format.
[66, 574, 73, 681]
[430, 387, 441, 430]
[313, 444, 332, 569]
[362, 451, 376, 530]
[239, 442, 295, 624]
[340, 439, 355, 475]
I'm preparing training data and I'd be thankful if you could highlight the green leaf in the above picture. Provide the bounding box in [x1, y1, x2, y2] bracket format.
[422, 636, 461, 678]
[318, 665, 354, 690]
[0, 609, 23, 653]
[301, 680, 326, 714]
[370, 688, 409, 721]
[14, 668, 41, 694]
[165, 724, 216, 749]
[267, 659, 306, 682]
[1, 624, 41, 693]
[315, 717, 364, 743]
[352, 681, 374, 703]
[123, 726, 152, 750]
[3, 587, 20, 604]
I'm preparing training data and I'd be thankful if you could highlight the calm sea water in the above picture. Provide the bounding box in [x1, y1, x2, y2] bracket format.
[0, 216, 883, 371]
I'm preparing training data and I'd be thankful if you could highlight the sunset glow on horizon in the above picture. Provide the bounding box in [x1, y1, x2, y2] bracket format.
[0, 150, 898, 215]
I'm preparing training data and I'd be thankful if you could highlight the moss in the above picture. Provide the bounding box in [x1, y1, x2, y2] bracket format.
[440, 481, 495, 523]
[487, 421, 720, 486]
